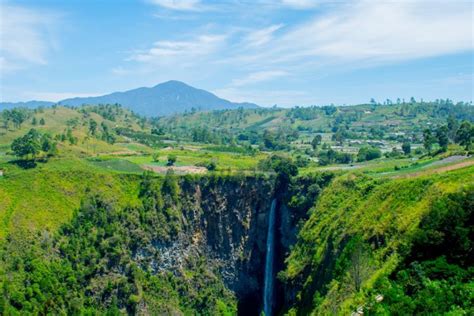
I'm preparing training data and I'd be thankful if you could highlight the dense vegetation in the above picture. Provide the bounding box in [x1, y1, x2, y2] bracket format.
[0, 173, 237, 315]
[0, 101, 472, 315]
[281, 166, 473, 315]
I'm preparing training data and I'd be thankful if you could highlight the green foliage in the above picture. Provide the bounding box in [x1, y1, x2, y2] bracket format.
[401, 141, 411, 155]
[311, 135, 322, 150]
[2, 108, 30, 129]
[88, 119, 97, 135]
[162, 169, 180, 203]
[196, 159, 217, 171]
[436, 125, 449, 152]
[318, 148, 353, 165]
[357, 146, 382, 162]
[373, 187, 474, 315]
[286, 172, 334, 214]
[167, 154, 177, 166]
[100, 121, 116, 144]
[0, 181, 236, 314]
[455, 121, 473, 150]
[88, 158, 143, 173]
[258, 154, 298, 191]
[282, 167, 474, 315]
[423, 128, 436, 153]
[202, 144, 256, 155]
[10, 129, 51, 159]
[115, 127, 164, 148]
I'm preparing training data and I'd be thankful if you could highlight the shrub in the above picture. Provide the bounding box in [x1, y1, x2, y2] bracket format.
[357, 146, 382, 162]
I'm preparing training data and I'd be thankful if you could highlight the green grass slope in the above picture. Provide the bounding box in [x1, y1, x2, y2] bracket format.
[0, 157, 141, 241]
[282, 165, 473, 315]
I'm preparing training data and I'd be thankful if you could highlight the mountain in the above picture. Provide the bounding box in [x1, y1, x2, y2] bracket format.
[0, 100, 55, 110]
[58, 80, 258, 116]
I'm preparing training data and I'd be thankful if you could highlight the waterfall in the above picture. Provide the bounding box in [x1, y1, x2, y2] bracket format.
[263, 199, 277, 316]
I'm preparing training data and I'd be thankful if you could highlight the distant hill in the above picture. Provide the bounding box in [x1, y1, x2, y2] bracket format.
[58, 80, 258, 116]
[0, 81, 258, 116]
[0, 100, 55, 110]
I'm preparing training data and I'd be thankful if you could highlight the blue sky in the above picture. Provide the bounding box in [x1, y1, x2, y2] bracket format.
[1, 0, 473, 106]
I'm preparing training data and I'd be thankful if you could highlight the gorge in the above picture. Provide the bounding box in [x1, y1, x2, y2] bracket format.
[1, 165, 472, 315]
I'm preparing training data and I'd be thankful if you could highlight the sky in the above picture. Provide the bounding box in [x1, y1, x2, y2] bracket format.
[0, 0, 473, 107]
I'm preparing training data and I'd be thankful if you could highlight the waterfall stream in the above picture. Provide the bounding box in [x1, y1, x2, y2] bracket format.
[263, 199, 277, 316]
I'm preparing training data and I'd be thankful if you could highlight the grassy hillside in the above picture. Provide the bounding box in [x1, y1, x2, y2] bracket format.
[0, 157, 142, 241]
[0, 102, 472, 315]
[0, 174, 248, 315]
[282, 165, 473, 315]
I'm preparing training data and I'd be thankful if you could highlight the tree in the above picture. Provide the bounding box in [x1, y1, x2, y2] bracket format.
[100, 122, 115, 144]
[152, 152, 160, 162]
[32, 117, 37, 125]
[89, 119, 97, 135]
[447, 115, 459, 141]
[65, 129, 77, 145]
[332, 129, 345, 145]
[348, 238, 371, 292]
[10, 108, 29, 129]
[2, 110, 11, 129]
[167, 154, 177, 166]
[357, 146, 381, 162]
[311, 134, 322, 150]
[436, 125, 449, 152]
[402, 142, 411, 155]
[205, 160, 217, 171]
[41, 134, 58, 157]
[162, 169, 180, 202]
[11, 129, 42, 159]
[423, 129, 435, 153]
[272, 155, 298, 192]
[455, 121, 473, 150]
[39, 118, 45, 125]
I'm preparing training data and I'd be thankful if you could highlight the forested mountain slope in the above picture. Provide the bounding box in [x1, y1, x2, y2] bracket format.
[282, 166, 473, 315]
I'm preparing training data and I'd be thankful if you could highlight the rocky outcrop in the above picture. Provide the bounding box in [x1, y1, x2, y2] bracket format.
[181, 176, 274, 303]
[131, 173, 334, 314]
[132, 175, 275, 314]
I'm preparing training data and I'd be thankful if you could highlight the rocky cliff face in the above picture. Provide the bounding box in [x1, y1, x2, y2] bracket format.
[0, 172, 336, 315]
[133, 175, 276, 314]
[182, 176, 275, 307]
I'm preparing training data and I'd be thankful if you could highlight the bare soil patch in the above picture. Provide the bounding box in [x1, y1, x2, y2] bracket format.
[143, 164, 207, 174]
[393, 159, 474, 179]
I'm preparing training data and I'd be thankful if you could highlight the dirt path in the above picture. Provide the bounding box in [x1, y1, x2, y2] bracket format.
[392, 159, 474, 179]
[425, 155, 468, 167]
[143, 164, 207, 175]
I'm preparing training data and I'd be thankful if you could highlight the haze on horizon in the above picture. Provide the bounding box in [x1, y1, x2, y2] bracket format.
[1, 0, 473, 107]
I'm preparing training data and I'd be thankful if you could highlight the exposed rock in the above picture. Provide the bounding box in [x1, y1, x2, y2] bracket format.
[132, 176, 275, 314]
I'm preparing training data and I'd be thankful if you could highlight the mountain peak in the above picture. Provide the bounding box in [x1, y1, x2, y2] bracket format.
[157, 80, 189, 87]
[153, 80, 189, 88]
[57, 81, 258, 116]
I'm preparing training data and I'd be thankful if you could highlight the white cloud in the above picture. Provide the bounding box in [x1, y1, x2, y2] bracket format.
[231, 70, 288, 87]
[0, 4, 58, 73]
[244, 24, 283, 47]
[265, 0, 474, 65]
[22, 91, 103, 102]
[214, 87, 313, 107]
[281, 0, 319, 9]
[128, 34, 226, 64]
[147, 0, 201, 11]
[116, 0, 473, 106]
